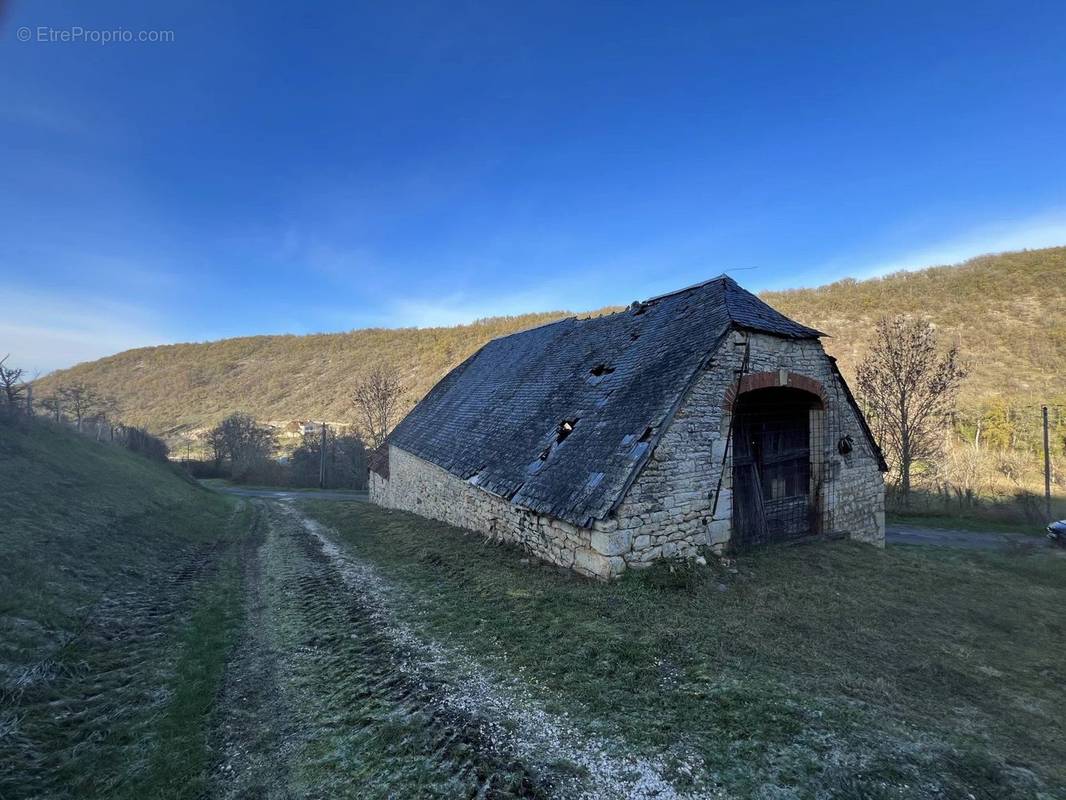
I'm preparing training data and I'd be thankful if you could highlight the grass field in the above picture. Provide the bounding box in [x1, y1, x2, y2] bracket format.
[305, 501, 1066, 799]
[4, 416, 1066, 798]
[0, 418, 244, 799]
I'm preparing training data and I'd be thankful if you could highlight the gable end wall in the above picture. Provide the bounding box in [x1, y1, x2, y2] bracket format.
[613, 331, 884, 568]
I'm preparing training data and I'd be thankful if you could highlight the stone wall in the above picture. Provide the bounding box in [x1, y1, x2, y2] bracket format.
[371, 446, 627, 578]
[370, 329, 885, 579]
[614, 331, 885, 568]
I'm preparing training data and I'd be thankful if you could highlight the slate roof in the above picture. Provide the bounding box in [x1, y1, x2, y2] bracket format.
[387, 276, 825, 528]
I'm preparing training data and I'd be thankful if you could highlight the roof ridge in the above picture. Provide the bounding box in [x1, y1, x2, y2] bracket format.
[638, 274, 732, 305]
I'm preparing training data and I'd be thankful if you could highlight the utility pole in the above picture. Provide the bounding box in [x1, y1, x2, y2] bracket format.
[319, 422, 328, 489]
[1043, 405, 1052, 519]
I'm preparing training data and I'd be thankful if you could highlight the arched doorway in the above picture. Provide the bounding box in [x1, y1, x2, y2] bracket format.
[732, 386, 823, 549]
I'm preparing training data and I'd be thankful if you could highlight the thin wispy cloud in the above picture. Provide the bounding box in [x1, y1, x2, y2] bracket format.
[851, 211, 1066, 280]
[383, 288, 570, 328]
[0, 287, 172, 376]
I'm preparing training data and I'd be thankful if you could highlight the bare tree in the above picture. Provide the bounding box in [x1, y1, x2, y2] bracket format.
[290, 428, 368, 489]
[208, 412, 278, 476]
[857, 316, 966, 502]
[0, 354, 26, 408]
[204, 425, 228, 468]
[351, 366, 405, 449]
[39, 395, 63, 422]
[55, 383, 116, 431]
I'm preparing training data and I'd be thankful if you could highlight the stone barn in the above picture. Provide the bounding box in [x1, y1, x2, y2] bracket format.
[370, 276, 887, 579]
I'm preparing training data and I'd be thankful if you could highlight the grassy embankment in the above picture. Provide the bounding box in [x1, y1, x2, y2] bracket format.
[0, 418, 245, 799]
[306, 501, 1066, 799]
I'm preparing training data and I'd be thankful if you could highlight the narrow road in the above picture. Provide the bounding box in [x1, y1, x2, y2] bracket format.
[886, 524, 1049, 551]
[211, 501, 545, 798]
[208, 485, 368, 502]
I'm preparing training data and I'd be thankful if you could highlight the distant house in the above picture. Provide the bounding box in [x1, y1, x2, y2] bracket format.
[282, 421, 305, 438]
[282, 420, 323, 438]
[370, 276, 886, 579]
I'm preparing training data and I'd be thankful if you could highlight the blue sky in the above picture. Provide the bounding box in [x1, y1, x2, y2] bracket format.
[2, 1, 1066, 373]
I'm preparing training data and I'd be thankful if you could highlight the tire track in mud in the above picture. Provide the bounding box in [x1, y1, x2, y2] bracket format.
[236, 501, 547, 799]
[274, 504, 718, 800]
[210, 507, 297, 800]
[0, 526, 237, 799]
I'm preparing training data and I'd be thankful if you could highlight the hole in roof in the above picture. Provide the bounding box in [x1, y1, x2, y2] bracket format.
[632, 303, 649, 316]
[638, 426, 653, 442]
[589, 364, 615, 377]
[556, 419, 578, 444]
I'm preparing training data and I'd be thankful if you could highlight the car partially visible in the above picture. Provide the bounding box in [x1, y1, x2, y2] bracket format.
[1048, 520, 1066, 547]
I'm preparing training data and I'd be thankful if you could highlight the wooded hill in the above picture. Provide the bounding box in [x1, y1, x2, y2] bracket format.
[33, 246, 1066, 450]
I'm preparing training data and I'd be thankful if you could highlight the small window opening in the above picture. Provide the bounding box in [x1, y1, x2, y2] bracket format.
[589, 364, 615, 377]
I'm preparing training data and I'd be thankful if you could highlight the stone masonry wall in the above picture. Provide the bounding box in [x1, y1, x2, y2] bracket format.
[371, 446, 627, 578]
[613, 331, 885, 569]
[370, 330, 885, 578]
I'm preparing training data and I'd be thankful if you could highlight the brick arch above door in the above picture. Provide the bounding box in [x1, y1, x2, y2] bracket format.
[722, 371, 827, 411]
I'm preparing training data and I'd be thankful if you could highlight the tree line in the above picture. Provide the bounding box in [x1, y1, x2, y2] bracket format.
[8, 308, 1062, 519]
[190, 366, 403, 489]
[4, 353, 403, 490]
[1, 354, 169, 462]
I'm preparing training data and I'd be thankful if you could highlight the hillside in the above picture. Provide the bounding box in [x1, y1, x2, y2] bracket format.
[32, 246, 1066, 447]
[764, 247, 1066, 403]
[0, 416, 243, 797]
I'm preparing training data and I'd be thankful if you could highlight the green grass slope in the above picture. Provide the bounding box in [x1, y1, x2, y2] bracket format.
[0, 418, 245, 798]
[33, 246, 1066, 442]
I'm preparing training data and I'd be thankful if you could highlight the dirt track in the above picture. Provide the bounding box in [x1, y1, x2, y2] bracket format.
[209, 502, 717, 799]
[211, 485, 369, 502]
[210, 502, 548, 799]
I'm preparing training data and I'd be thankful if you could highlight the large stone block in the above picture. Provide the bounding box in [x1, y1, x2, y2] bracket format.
[573, 547, 625, 579]
[590, 528, 633, 556]
[708, 518, 731, 544]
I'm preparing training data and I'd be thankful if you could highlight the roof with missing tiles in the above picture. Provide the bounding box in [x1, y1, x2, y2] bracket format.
[385, 276, 826, 528]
